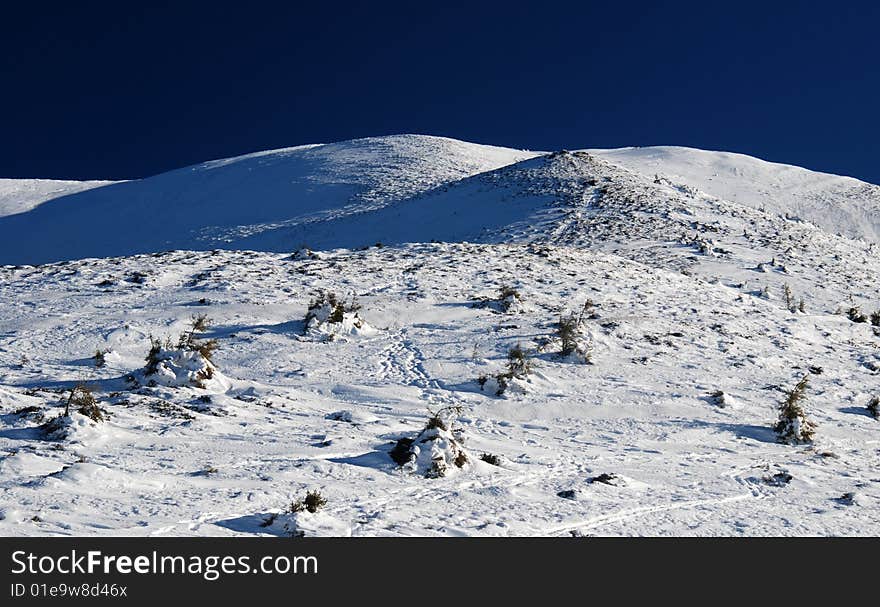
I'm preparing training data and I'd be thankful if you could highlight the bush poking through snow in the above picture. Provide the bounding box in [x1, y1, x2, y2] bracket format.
[144, 337, 217, 388]
[177, 315, 219, 361]
[93, 349, 107, 368]
[303, 291, 370, 339]
[556, 310, 593, 362]
[506, 344, 531, 378]
[290, 490, 327, 514]
[478, 344, 534, 396]
[589, 472, 626, 486]
[782, 284, 804, 313]
[847, 306, 868, 324]
[190, 313, 210, 333]
[264, 491, 348, 537]
[64, 384, 103, 421]
[871, 311, 880, 327]
[498, 285, 522, 313]
[782, 284, 795, 313]
[479, 453, 502, 466]
[39, 415, 74, 440]
[389, 437, 415, 465]
[473, 284, 523, 313]
[558, 314, 580, 356]
[774, 375, 817, 444]
[390, 406, 471, 478]
[867, 396, 880, 420]
[139, 316, 222, 389]
[707, 390, 733, 408]
[40, 385, 105, 441]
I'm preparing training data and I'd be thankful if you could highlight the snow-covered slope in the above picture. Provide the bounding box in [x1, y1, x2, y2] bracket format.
[2, 135, 880, 537]
[592, 146, 880, 243]
[3, 137, 879, 264]
[0, 135, 538, 264]
[0, 178, 116, 219]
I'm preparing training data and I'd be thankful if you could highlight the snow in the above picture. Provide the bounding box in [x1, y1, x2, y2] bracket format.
[591, 145, 880, 243]
[1, 135, 879, 536]
[0, 135, 539, 264]
[0, 178, 116, 218]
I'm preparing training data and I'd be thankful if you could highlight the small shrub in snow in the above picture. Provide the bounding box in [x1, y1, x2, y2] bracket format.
[478, 344, 534, 396]
[506, 344, 531, 378]
[781, 284, 792, 309]
[93, 349, 107, 368]
[290, 490, 327, 514]
[390, 406, 470, 478]
[707, 390, 733, 408]
[689, 234, 716, 256]
[64, 384, 103, 422]
[867, 396, 880, 420]
[177, 315, 219, 361]
[39, 415, 72, 440]
[140, 320, 221, 389]
[290, 247, 318, 260]
[558, 314, 580, 356]
[588, 472, 625, 486]
[498, 285, 522, 313]
[477, 373, 509, 396]
[40, 401, 104, 440]
[479, 453, 502, 466]
[389, 437, 415, 465]
[303, 291, 369, 338]
[76, 397, 105, 423]
[190, 313, 210, 333]
[762, 471, 793, 487]
[871, 311, 880, 327]
[555, 311, 593, 362]
[264, 493, 348, 537]
[835, 492, 858, 506]
[847, 306, 868, 324]
[473, 285, 524, 313]
[781, 284, 799, 313]
[774, 375, 817, 444]
[149, 338, 217, 388]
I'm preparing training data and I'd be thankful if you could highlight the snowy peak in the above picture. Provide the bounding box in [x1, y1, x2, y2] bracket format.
[0, 135, 539, 264]
[1, 135, 879, 265]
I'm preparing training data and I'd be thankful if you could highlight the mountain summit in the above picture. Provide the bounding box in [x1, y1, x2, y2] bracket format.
[1, 134, 879, 264]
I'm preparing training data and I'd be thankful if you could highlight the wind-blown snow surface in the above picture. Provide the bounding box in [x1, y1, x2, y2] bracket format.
[1, 135, 880, 536]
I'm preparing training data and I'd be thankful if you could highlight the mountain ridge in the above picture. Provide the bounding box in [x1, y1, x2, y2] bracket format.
[1, 134, 879, 264]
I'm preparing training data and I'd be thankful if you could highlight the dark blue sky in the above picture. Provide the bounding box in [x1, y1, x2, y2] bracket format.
[3, 1, 879, 182]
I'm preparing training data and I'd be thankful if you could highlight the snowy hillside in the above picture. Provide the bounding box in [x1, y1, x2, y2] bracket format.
[0, 178, 116, 219]
[0, 135, 538, 264]
[593, 146, 880, 243]
[1, 135, 879, 536]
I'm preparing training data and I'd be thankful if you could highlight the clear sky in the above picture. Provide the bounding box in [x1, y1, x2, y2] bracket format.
[2, 1, 879, 182]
